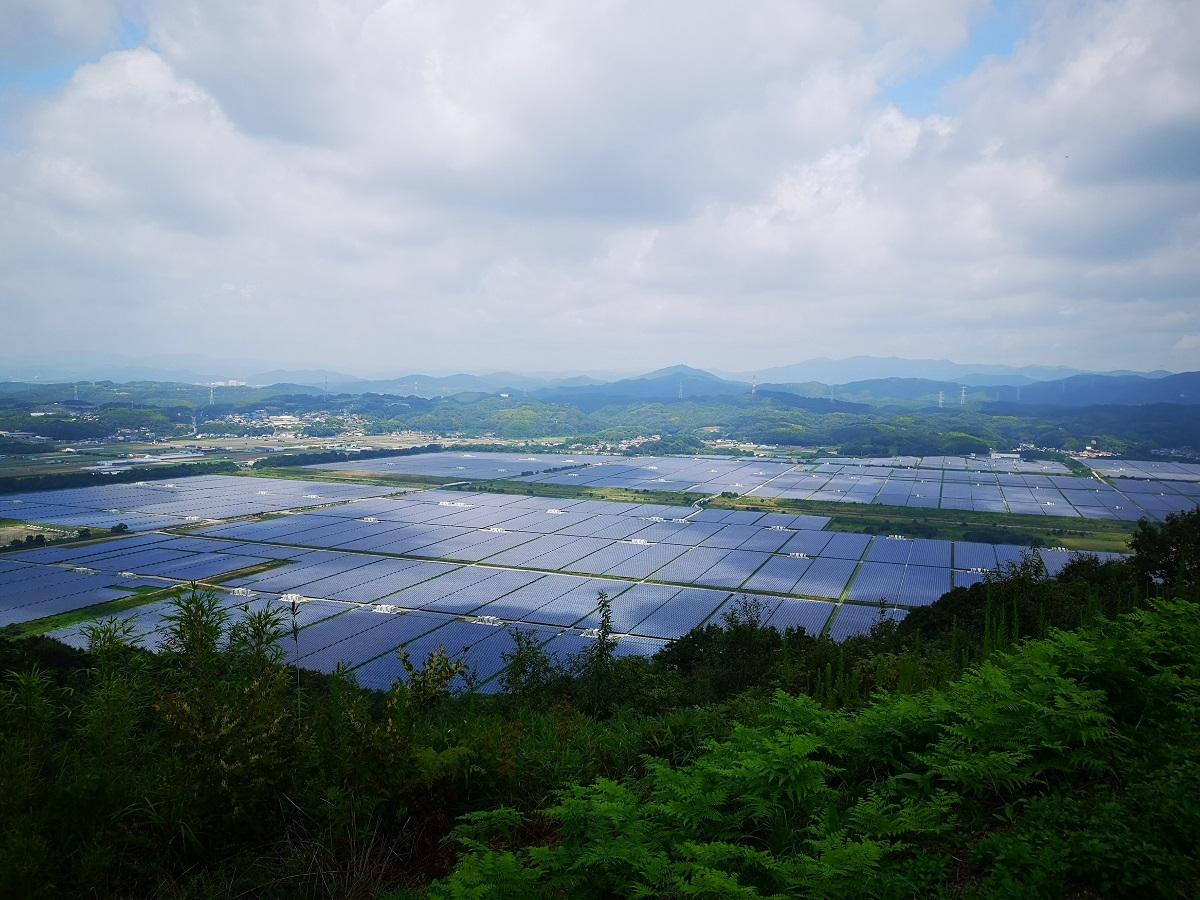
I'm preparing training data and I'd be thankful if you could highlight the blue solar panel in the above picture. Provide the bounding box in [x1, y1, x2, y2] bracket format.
[953, 570, 987, 589]
[651, 547, 730, 584]
[608, 584, 678, 632]
[350, 618, 487, 690]
[899, 565, 951, 607]
[699, 524, 762, 549]
[828, 604, 907, 641]
[299, 610, 449, 672]
[792, 557, 857, 600]
[476, 575, 578, 619]
[567, 542, 647, 575]
[0, 584, 130, 626]
[603, 543, 687, 578]
[848, 562, 905, 604]
[695, 550, 771, 589]
[865, 538, 912, 564]
[821, 533, 871, 560]
[612, 635, 668, 659]
[736, 529, 792, 553]
[524, 578, 634, 628]
[631, 587, 731, 639]
[283, 608, 385, 663]
[765, 599, 835, 635]
[953, 542, 997, 570]
[994, 545, 1033, 568]
[742, 555, 812, 594]
[422, 569, 543, 614]
[908, 539, 952, 568]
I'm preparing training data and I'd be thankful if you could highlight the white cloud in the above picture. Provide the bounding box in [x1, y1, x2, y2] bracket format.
[1, 0, 1197, 375]
[0, 0, 122, 67]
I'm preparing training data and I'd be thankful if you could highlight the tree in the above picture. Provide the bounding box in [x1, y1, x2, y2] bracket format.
[1129, 508, 1200, 598]
[572, 592, 617, 715]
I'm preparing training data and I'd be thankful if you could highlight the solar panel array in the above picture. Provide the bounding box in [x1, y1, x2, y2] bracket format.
[745, 464, 1191, 520]
[310, 451, 800, 495]
[0, 471, 1130, 694]
[813, 456, 1071, 474]
[0, 558, 157, 626]
[305, 450, 1195, 521]
[1083, 458, 1200, 482]
[0, 474, 390, 532]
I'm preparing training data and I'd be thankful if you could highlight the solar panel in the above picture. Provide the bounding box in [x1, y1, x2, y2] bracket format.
[908, 539, 952, 568]
[865, 538, 912, 565]
[742, 555, 812, 594]
[764, 599, 835, 635]
[828, 604, 907, 641]
[953, 542, 997, 570]
[630, 587, 731, 639]
[899, 565, 951, 607]
[848, 562, 905, 604]
[821, 532, 871, 560]
[793, 557, 857, 599]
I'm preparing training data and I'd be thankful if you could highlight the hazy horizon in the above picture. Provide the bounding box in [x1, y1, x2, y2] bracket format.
[0, 351, 1183, 386]
[3, 1, 1198, 373]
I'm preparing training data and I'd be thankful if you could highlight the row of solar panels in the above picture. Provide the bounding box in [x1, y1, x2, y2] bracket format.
[194, 494, 1110, 591]
[49, 585, 897, 693]
[7, 532, 847, 641]
[0, 558, 157, 627]
[6, 472, 1124, 636]
[312, 451, 800, 492]
[7, 524, 1081, 619]
[1085, 459, 1200, 482]
[404, 456, 1190, 522]
[310, 450, 1074, 496]
[813, 456, 1071, 474]
[0, 475, 388, 533]
[747, 478, 1194, 521]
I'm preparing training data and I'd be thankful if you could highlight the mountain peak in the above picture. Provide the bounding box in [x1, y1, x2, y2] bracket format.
[638, 365, 727, 381]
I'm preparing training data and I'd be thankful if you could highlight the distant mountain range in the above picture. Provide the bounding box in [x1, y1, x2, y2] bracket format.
[524, 366, 1200, 408]
[982, 371, 1200, 406]
[531, 365, 745, 403]
[720, 356, 1172, 386]
[4, 357, 1195, 408]
[242, 370, 607, 397]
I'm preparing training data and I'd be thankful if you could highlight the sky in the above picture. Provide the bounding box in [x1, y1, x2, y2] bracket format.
[1, 0, 1198, 378]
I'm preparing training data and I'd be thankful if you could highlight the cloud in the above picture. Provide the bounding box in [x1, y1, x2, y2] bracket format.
[0, 0, 1197, 376]
[0, 0, 122, 67]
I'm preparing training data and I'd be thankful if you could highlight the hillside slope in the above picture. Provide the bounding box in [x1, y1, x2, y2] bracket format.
[437, 599, 1200, 897]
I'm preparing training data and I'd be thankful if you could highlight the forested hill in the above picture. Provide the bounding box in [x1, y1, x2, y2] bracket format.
[1, 511, 1198, 897]
[4, 378, 1200, 455]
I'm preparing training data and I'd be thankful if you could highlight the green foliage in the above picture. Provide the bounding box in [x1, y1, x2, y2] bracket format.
[500, 627, 567, 702]
[1129, 507, 1200, 598]
[0, 516, 1197, 896]
[435, 601, 1200, 898]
